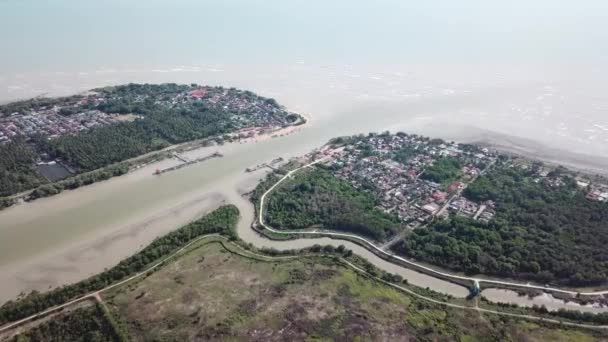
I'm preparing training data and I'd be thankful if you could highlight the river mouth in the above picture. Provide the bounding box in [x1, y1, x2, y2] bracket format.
[0, 127, 606, 314]
[1, 81, 607, 313]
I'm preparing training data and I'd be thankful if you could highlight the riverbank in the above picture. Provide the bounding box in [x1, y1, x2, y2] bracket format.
[0, 116, 307, 213]
[236, 112, 310, 144]
[5, 235, 607, 338]
[0, 122, 308, 303]
[1, 116, 607, 314]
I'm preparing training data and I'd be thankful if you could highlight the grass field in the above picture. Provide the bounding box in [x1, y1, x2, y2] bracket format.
[99, 240, 605, 341]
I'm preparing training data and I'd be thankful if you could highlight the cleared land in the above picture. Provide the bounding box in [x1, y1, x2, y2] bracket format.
[102, 240, 604, 341]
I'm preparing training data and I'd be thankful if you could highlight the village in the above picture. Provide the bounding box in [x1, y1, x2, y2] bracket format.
[578, 179, 608, 202]
[317, 133, 608, 232]
[0, 85, 296, 145]
[320, 133, 498, 226]
[0, 109, 126, 144]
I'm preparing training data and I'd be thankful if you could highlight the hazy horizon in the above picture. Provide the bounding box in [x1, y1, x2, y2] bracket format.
[1, 0, 607, 158]
[1, 0, 607, 70]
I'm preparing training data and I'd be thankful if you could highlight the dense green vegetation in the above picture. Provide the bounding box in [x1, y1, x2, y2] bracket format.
[38, 103, 232, 171]
[0, 83, 290, 201]
[0, 138, 45, 197]
[27, 164, 129, 200]
[9, 304, 122, 342]
[0, 205, 239, 325]
[398, 163, 608, 286]
[0, 197, 15, 210]
[34, 87, 234, 172]
[420, 156, 462, 184]
[260, 168, 401, 241]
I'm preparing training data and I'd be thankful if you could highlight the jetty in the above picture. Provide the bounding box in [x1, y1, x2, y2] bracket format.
[245, 157, 284, 173]
[155, 152, 223, 175]
[172, 152, 190, 163]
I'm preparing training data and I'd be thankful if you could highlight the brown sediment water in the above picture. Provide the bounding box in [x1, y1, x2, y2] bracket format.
[1, 76, 607, 309]
[1, 0, 608, 314]
[0, 124, 605, 313]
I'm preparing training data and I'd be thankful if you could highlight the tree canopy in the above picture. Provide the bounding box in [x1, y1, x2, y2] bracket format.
[397, 164, 608, 286]
[260, 168, 402, 241]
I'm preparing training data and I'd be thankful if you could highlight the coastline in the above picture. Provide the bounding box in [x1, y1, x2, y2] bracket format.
[236, 114, 309, 144]
[470, 133, 608, 178]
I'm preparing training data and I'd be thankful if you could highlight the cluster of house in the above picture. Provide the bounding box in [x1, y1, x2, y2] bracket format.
[526, 166, 568, 188]
[0, 109, 123, 144]
[522, 161, 608, 203]
[577, 179, 608, 202]
[182, 87, 291, 130]
[448, 196, 496, 223]
[0, 86, 292, 145]
[325, 134, 496, 226]
[587, 187, 608, 202]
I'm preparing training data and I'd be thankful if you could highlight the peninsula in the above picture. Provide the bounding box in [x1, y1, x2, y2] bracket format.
[0, 83, 303, 209]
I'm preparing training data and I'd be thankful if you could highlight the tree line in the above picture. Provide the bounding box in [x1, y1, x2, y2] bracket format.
[420, 156, 462, 184]
[0, 138, 45, 197]
[28, 164, 129, 201]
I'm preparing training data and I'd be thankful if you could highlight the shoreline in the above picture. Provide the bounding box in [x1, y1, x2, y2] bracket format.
[236, 112, 311, 144]
[488, 143, 608, 178]
[1, 118, 606, 314]
[470, 134, 608, 178]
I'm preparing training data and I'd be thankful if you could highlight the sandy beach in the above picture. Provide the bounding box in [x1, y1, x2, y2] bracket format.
[236, 113, 311, 144]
